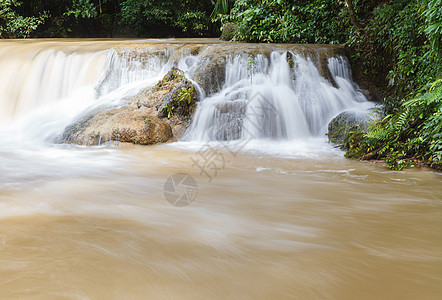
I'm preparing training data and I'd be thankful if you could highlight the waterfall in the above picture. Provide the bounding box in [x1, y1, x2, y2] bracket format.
[0, 40, 373, 145]
[0, 42, 176, 141]
[0, 39, 375, 191]
[95, 48, 172, 97]
[0, 45, 107, 127]
[186, 51, 372, 141]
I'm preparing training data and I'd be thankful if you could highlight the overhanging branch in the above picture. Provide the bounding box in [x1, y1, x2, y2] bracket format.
[344, 0, 363, 31]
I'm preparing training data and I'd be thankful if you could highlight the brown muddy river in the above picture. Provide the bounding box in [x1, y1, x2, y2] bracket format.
[1, 142, 441, 299]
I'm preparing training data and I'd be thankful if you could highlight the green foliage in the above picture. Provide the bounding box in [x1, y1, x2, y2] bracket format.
[2, 0, 218, 38]
[406, 80, 442, 163]
[160, 84, 196, 119]
[64, 0, 97, 19]
[178, 86, 194, 104]
[0, 0, 47, 38]
[2, 0, 128, 38]
[371, 1, 437, 95]
[211, 0, 232, 18]
[343, 125, 370, 159]
[156, 69, 196, 120]
[339, 0, 442, 179]
[220, 22, 236, 40]
[422, 0, 442, 58]
[120, 0, 214, 37]
[160, 104, 175, 119]
[226, 0, 349, 43]
[155, 69, 185, 90]
[343, 80, 442, 170]
[346, 0, 441, 114]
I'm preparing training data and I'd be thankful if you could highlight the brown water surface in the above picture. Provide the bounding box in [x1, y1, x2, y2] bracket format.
[0, 143, 440, 299]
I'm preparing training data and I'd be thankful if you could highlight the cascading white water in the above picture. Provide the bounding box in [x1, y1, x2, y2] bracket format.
[0, 41, 376, 187]
[0, 45, 107, 128]
[0, 41, 372, 145]
[0, 43, 178, 141]
[95, 48, 172, 97]
[186, 51, 373, 141]
[0, 41, 177, 190]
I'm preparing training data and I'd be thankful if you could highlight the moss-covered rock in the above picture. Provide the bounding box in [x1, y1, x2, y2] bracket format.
[328, 110, 379, 144]
[136, 68, 199, 138]
[220, 23, 236, 41]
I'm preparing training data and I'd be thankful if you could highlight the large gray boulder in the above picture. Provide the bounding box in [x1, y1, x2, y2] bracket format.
[328, 109, 381, 144]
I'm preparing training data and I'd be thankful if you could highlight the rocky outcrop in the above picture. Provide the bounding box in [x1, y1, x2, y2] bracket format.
[328, 109, 381, 144]
[136, 68, 198, 138]
[60, 42, 350, 146]
[61, 107, 173, 145]
[61, 68, 198, 145]
[192, 56, 226, 95]
[220, 23, 236, 41]
[112, 42, 345, 97]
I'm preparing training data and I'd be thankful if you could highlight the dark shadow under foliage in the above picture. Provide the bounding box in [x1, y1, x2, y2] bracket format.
[1, 0, 220, 38]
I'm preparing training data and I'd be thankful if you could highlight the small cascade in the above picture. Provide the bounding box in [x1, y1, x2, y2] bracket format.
[327, 56, 367, 103]
[95, 48, 172, 97]
[186, 51, 371, 141]
[0, 42, 186, 140]
[328, 56, 353, 80]
[0, 45, 107, 126]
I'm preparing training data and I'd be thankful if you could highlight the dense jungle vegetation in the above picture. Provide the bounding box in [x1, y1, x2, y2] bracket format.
[1, 0, 441, 170]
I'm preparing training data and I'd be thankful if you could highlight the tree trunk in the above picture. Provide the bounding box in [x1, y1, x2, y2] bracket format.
[344, 0, 363, 31]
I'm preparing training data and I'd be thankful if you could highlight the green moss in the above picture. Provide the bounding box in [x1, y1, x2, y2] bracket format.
[220, 23, 236, 41]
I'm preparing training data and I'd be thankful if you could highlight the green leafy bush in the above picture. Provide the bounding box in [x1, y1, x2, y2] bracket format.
[422, 0, 442, 58]
[120, 0, 214, 37]
[371, 1, 438, 96]
[343, 80, 442, 170]
[64, 0, 97, 19]
[0, 0, 47, 38]
[225, 0, 349, 43]
[341, 0, 442, 170]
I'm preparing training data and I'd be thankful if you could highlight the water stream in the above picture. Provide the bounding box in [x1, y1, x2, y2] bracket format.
[0, 39, 441, 299]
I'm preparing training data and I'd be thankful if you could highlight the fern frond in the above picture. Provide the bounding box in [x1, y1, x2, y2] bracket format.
[394, 109, 409, 131]
[364, 126, 390, 141]
[430, 79, 442, 92]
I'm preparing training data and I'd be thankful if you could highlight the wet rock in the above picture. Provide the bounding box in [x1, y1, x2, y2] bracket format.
[212, 100, 247, 140]
[61, 68, 198, 146]
[328, 109, 381, 144]
[151, 68, 198, 138]
[134, 68, 198, 120]
[192, 57, 226, 95]
[220, 23, 236, 41]
[190, 46, 271, 96]
[61, 106, 173, 145]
